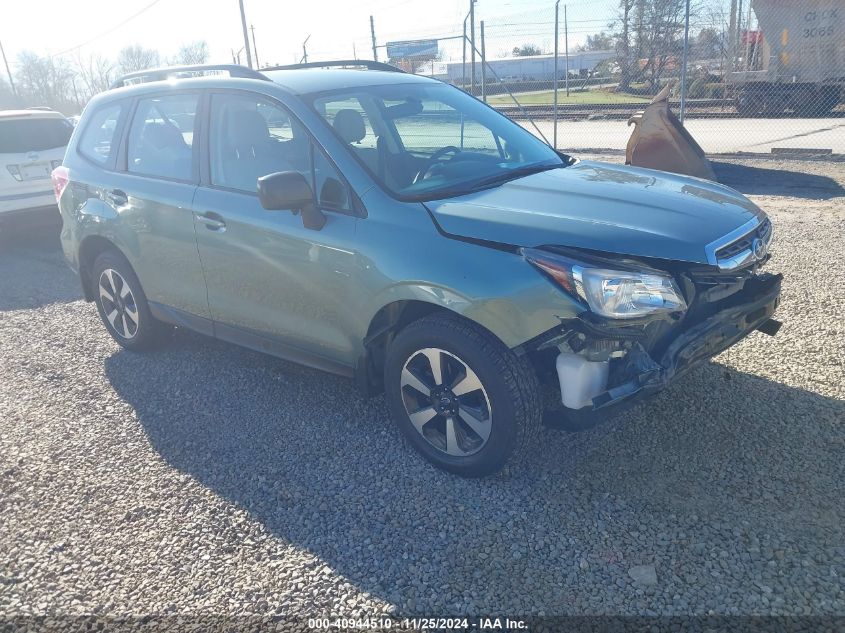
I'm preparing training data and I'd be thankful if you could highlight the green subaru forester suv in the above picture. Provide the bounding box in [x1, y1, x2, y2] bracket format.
[52, 62, 781, 477]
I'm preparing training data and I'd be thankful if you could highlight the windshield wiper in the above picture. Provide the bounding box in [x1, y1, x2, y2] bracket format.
[408, 162, 567, 202]
[464, 162, 566, 191]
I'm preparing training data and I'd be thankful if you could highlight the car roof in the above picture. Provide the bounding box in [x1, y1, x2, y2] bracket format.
[0, 109, 66, 120]
[262, 68, 437, 95]
[99, 68, 439, 103]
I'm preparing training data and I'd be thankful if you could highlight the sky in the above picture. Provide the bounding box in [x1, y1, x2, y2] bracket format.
[1, 0, 631, 72]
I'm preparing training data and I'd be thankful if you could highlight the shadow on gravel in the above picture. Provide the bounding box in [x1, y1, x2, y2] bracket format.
[712, 161, 845, 200]
[0, 218, 81, 311]
[103, 331, 845, 610]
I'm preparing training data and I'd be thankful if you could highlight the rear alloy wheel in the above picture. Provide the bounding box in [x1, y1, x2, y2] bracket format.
[92, 250, 168, 351]
[98, 268, 140, 340]
[385, 313, 541, 477]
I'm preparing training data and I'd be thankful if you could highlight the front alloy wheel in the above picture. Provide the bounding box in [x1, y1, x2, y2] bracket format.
[385, 313, 541, 477]
[400, 347, 492, 457]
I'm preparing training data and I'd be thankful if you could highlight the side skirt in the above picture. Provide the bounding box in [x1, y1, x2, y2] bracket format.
[148, 301, 354, 379]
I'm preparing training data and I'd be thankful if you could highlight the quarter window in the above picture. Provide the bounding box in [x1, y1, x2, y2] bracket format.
[77, 104, 122, 164]
[126, 94, 198, 180]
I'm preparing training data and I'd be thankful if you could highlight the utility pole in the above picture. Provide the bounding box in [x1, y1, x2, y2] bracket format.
[469, 0, 476, 95]
[250, 24, 260, 69]
[301, 35, 310, 64]
[370, 16, 378, 62]
[554, 1, 559, 149]
[679, 0, 691, 123]
[238, 0, 253, 68]
[480, 20, 486, 102]
[564, 4, 570, 97]
[0, 38, 15, 97]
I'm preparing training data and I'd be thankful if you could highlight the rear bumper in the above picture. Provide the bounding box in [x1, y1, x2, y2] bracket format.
[551, 272, 783, 426]
[0, 189, 56, 215]
[0, 204, 60, 226]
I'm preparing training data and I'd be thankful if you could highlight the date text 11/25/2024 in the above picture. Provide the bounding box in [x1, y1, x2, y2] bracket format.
[307, 617, 528, 630]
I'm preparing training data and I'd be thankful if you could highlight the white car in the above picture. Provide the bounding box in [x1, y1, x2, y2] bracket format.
[1, 109, 73, 222]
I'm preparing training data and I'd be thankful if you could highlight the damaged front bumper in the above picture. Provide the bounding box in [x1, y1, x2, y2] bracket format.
[548, 272, 783, 427]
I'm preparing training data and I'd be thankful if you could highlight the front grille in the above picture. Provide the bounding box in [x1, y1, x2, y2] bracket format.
[715, 217, 771, 262]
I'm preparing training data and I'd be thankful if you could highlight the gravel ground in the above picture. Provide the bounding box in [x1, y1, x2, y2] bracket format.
[0, 157, 843, 625]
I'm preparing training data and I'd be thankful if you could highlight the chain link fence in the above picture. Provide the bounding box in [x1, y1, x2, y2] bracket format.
[376, 0, 844, 156]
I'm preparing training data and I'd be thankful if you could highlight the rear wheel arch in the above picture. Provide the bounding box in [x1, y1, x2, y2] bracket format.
[78, 236, 129, 301]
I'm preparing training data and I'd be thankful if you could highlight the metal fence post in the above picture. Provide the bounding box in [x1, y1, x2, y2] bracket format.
[480, 20, 486, 102]
[679, 0, 690, 123]
[554, 1, 559, 149]
[564, 4, 570, 98]
[462, 16, 467, 90]
[469, 0, 476, 95]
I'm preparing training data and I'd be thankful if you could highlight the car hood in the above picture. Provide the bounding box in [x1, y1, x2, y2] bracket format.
[424, 160, 765, 265]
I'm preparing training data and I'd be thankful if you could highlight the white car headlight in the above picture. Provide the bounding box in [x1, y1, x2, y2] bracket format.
[523, 248, 687, 319]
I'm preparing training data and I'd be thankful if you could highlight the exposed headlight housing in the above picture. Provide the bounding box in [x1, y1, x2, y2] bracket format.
[522, 248, 687, 319]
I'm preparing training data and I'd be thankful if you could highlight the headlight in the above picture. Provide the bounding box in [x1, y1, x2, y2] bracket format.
[522, 248, 687, 319]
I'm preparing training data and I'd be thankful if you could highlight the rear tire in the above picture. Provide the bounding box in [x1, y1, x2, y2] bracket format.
[384, 313, 541, 477]
[91, 250, 168, 351]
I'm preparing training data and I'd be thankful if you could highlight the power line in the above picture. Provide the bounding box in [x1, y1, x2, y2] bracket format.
[50, 0, 164, 58]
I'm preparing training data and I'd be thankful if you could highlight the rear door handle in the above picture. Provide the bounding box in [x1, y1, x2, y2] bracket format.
[107, 189, 128, 206]
[195, 211, 227, 232]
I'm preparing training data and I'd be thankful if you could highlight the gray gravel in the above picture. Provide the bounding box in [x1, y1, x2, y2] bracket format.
[0, 157, 843, 621]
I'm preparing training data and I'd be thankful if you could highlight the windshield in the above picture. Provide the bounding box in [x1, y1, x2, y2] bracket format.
[311, 82, 564, 201]
[0, 117, 73, 153]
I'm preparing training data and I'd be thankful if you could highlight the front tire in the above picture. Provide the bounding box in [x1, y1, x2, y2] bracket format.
[384, 313, 541, 477]
[91, 250, 168, 351]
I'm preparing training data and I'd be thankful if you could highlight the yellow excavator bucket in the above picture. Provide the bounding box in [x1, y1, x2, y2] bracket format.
[625, 85, 716, 181]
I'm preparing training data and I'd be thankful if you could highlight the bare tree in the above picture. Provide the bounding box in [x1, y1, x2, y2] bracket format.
[74, 52, 115, 99]
[617, 0, 637, 90]
[117, 45, 160, 74]
[615, 0, 696, 92]
[0, 78, 18, 109]
[171, 41, 209, 66]
[14, 51, 76, 112]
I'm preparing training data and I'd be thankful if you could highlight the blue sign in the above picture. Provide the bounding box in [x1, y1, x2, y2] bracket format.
[386, 39, 439, 59]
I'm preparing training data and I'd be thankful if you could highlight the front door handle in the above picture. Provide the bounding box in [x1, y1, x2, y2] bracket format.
[107, 189, 128, 206]
[195, 212, 227, 232]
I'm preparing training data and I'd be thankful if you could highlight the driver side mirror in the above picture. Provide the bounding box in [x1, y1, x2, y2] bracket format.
[257, 171, 326, 231]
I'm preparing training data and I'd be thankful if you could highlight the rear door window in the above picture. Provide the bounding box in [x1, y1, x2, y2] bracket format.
[126, 94, 199, 181]
[0, 117, 73, 153]
[77, 104, 123, 165]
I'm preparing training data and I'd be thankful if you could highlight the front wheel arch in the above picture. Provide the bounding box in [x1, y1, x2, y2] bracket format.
[359, 300, 516, 397]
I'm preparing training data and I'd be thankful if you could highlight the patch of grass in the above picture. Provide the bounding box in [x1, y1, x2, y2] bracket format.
[486, 89, 650, 106]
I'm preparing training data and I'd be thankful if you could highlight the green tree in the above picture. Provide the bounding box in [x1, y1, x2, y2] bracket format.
[511, 44, 543, 57]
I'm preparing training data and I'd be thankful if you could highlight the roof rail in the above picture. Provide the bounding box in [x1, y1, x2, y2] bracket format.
[261, 60, 404, 74]
[110, 64, 268, 89]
